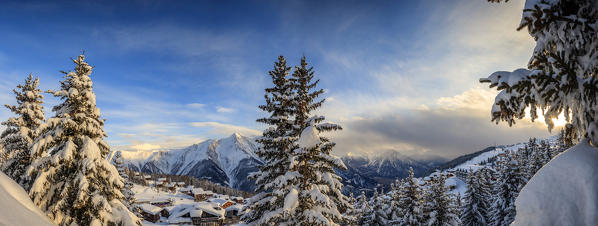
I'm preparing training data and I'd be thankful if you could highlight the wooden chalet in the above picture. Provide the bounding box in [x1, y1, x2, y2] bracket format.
[139, 203, 161, 223]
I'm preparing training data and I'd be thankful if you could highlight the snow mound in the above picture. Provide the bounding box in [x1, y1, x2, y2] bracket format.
[513, 139, 598, 226]
[299, 125, 321, 149]
[0, 172, 53, 226]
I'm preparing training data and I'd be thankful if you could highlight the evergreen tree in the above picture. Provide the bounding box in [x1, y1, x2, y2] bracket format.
[399, 168, 424, 226]
[113, 151, 136, 210]
[478, 167, 499, 226]
[481, 0, 598, 145]
[242, 56, 296, 224]
[343, 192, 358, 226]
[424, 174, 461, 226]
[369, 189, 389, 226]
[357, 191, 373, 226]
[388, 179, 404, 225]
[27, 55, 140, 225]
[461, 170, 487, 226]
[495, 153, 528, 226]
[289, 56, 349, 225]
[0, 74, 45, 190]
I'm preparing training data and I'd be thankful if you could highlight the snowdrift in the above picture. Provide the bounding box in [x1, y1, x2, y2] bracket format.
[0, 172, 53, 226]
[513, 139, 598, 225]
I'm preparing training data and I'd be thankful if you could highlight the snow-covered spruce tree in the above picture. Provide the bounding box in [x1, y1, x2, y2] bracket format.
[481, 0, 598, 145]
[361, 189, 387, 226]
[242, 56, 297, 225]
[288, 56, 350, 225]
[388, 179, 404, 225]
[356, 191, 373, 226]
[424, 174, 461, 226]
[0, 74, 45, 190]
[539, 139, 553, 163]
[399, 167, 424, 225]
[461, 170, 487, 226]
[477, 167, 499, 226]
[343, 192, 359, 225]
[113, 151, 136, 209]
[495, 152, 528, 226]
[370, 188, 389, 226]
[27, 55, 140, 226]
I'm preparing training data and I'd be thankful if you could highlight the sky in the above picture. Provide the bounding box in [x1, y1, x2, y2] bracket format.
[0, 0, 562, 160]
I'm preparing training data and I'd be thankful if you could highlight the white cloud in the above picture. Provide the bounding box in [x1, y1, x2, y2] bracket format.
[130, 143, 161, 151]
[190, 121, 260, 137]
[186, 103, 206, 108]
[216, 106, 235, 113]
[329, 88, 555, 159]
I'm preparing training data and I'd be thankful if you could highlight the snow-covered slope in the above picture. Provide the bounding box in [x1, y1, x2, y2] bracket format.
[432, 137, 556, 197]
[512, 138, 598, 225]
[0, 172, 53, 226]
[121, 133, 262, 191]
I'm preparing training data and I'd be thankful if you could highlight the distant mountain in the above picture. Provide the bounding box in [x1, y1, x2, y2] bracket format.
[119, 134, 446, 194]
[121, 133, 262, 192]
[339, 151, 444, 195]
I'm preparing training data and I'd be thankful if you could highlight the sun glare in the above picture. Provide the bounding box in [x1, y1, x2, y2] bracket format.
[525, 108, 568, 128]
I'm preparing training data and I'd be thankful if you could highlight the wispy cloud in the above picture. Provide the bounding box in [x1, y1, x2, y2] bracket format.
[216, 106, 235, 113]
[190, 121, 261, 137]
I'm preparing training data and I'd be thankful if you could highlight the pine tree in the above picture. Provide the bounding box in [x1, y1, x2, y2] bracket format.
[478, 167, 499, 226]
[388, 179, 404, 225]
[0, 74, 45, 190]
[481, 0, 598, 145]
[357, 191, 373, 226]
[424, 174, 461, 226]
[495, 153, 528, 226]
[367, 188, 389, 226]
[27, 55, 140, 225]
[399, 168, 424, 226]
[289, 56, 349, 225]
[461, 170, 487, 226]
[343, 192, 358, 226]
[113, 151, 136, 209]
[243, 56, 297, 224]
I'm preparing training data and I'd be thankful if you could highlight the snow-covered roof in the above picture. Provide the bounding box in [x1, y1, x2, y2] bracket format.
[190, 209, 203, 218]
[177, 182, 185, 185]
[225, 204, 244, 212]
[208, 198, 231, 206]
[139, 204, 161, 215]
[195, 202, 225, 218]
[144, 175, 151, 179]
[192, 188, 204, 194]
[157, 178, 167, 182]
[192, 188, 213, 195]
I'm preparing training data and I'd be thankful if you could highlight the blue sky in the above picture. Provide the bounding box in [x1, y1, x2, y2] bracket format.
[0, 0, 557, 159]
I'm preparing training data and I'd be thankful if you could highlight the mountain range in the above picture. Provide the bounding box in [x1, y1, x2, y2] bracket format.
[120, 133, 262, 191]
[119, 133, 484, 193]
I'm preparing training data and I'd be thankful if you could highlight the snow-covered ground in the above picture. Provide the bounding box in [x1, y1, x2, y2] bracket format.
[453, 143, 526, 172]
[0, 172, 53, 226]
[513, 139, 598, 225]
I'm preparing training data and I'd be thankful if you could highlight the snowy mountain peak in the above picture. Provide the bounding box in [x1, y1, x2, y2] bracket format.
[122, 133, 262, 191]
